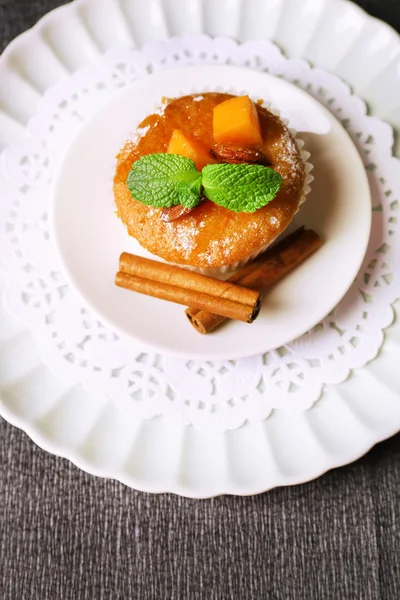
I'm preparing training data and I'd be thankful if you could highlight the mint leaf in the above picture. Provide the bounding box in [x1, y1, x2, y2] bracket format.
[202, 163, 282, 212]
[127, 153, 202, 209]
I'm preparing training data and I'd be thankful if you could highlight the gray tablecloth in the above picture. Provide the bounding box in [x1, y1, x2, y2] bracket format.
[1, 2, 400, 598]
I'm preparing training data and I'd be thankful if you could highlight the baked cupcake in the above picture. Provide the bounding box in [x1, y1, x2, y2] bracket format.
[114, 93, 311, 272]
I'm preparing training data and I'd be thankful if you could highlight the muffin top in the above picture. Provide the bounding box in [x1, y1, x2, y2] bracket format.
[114, 93, 306, 268]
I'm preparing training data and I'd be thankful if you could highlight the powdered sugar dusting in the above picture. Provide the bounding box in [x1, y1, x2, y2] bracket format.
[166, 221, 200, 259]
[270, 124, 307, 199]
[128, 124, 150, 144]
[197, 231, 244, 264]
[269, 216, 279, 227]
[153, 101, 167, 117]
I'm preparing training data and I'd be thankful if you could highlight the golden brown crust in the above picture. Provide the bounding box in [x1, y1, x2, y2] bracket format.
[114, 93, 306, 268]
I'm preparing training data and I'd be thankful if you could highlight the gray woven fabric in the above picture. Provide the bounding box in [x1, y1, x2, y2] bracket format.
[0, 2, 400, 599]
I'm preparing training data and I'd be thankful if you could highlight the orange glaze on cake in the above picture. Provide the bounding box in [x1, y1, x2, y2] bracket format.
[114, 93, 306, 268]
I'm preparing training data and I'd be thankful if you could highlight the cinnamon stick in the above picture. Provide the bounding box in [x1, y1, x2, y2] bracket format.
[185, 228, 321, 334]
[116, 256, 261, 323]
[119, 253, 260, 306]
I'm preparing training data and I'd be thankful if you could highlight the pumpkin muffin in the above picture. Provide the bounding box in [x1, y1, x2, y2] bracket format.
[114, 93, 310, 271]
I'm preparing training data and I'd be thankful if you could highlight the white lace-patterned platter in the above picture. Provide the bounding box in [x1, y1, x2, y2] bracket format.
[1, 37, 396, 431]
[51, 65, 370, 359]
[0, 0, 400, 497]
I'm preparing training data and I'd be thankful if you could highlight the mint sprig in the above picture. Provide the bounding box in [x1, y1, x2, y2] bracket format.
[126, 153, 282, 213]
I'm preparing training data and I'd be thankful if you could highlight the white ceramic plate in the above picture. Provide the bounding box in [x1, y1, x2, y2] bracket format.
[51, 64, 371, 359]
[0, 0, 400, 497]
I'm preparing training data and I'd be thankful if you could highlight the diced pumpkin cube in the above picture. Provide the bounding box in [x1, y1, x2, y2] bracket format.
[213, 95, 263, 145]
[167, 129, 214, 170]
